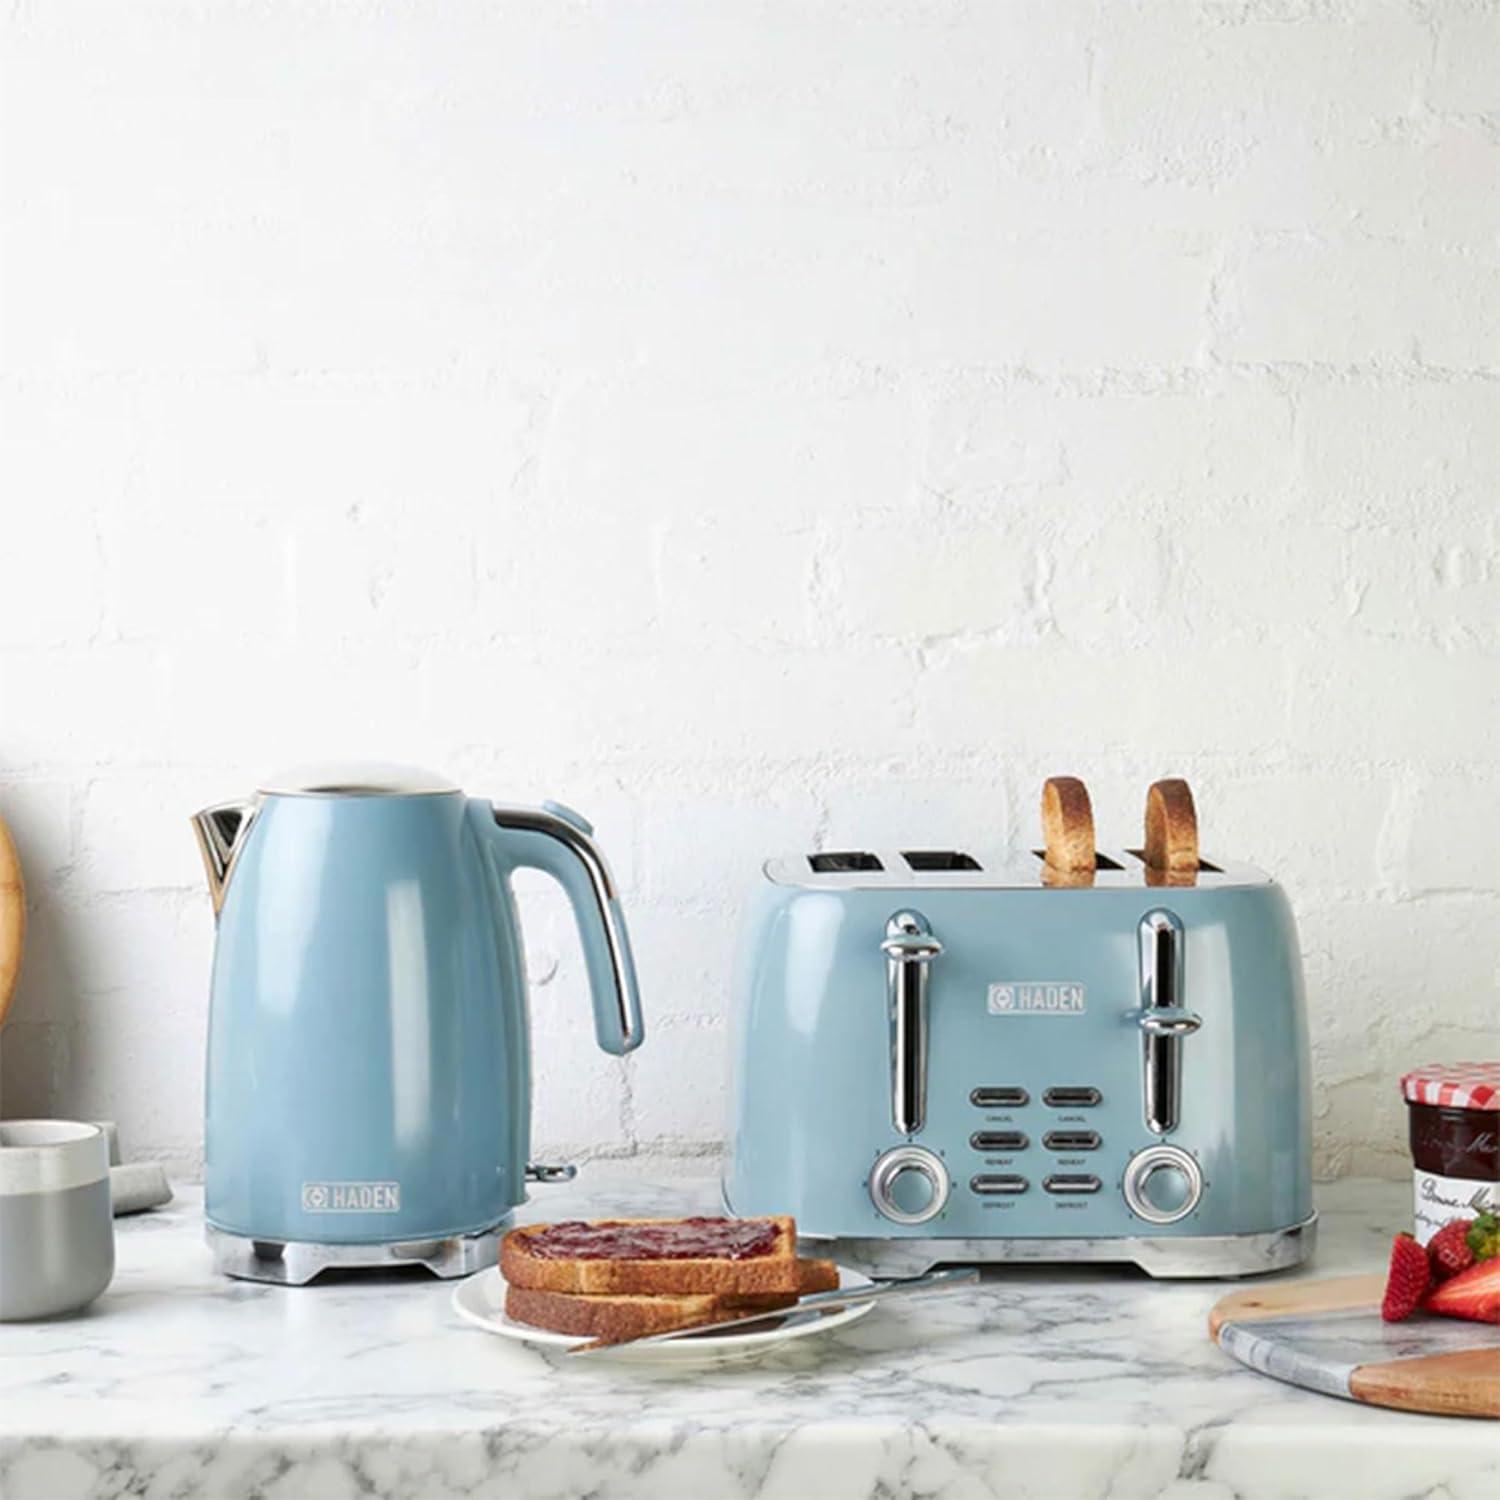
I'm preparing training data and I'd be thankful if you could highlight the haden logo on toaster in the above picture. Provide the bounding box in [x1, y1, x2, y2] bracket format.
[987, 982, 1086, 1016]
[300, 1181, 402, 1213]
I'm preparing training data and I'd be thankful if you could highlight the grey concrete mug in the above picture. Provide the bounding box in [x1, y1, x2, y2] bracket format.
[0, 1120, 114, 1320]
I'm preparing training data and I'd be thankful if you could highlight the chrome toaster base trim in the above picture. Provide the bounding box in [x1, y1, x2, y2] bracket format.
[800, 1213, 1317, 1281]
[206, 1224, 507, 1285]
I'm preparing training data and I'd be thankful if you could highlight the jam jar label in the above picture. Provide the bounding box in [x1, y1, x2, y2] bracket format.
[1413, 1171, 1497, 1245]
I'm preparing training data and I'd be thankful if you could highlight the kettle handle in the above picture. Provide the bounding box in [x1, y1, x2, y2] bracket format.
[480, 800, 645, 1056]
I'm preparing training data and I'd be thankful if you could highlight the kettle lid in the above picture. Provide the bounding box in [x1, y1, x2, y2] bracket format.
[259, 762, 459, 797]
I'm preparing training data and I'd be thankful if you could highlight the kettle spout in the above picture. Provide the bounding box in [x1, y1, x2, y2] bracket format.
[191, 799, 256, 916]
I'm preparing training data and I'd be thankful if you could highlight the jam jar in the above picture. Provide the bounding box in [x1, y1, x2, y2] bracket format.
[1401, 1063, 1500, 1245]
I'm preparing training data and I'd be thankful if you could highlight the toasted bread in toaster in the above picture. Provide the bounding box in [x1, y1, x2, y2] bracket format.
[0, 812, 25, 1029]
[500, 1216, 838, 1296]
[1041, 776, 1095, 874]
[1144, 779, 1198, 874]
[505, 1285, 797, 1343]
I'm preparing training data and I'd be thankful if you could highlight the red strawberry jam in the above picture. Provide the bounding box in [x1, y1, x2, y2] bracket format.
[525, 1217, 779, 1261]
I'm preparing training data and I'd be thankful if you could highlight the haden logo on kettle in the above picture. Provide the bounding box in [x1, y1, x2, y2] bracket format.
[988, 982, 1086, 1015]
[301, 1181, 402, 1213]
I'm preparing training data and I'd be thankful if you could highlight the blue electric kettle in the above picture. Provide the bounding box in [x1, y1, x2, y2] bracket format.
[190, 763, 644, 1284]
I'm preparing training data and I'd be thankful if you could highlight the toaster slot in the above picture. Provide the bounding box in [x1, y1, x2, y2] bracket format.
[970, 1086, 1029, 1109]
[1030, 849, 1123, 871]
[970, 1130, 1029, 1153]
[1042, 1087, 1101, 1108]
[1126, 850, 1222, 874]
[809, 851, 883, 873]
[902, 850, 981, 872]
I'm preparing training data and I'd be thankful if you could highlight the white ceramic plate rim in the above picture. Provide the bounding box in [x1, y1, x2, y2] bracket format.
[453, 1264, 876, 1357]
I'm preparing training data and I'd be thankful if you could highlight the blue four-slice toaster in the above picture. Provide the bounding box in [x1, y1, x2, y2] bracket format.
[724, 845, 1315, 1277]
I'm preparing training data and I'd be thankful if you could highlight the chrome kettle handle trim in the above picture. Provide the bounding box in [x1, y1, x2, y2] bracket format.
[190, 798, 258, 917]
[490, 803, 644, 1053]
[493, 803, 619, 898]
[884, 910, 941, 1137]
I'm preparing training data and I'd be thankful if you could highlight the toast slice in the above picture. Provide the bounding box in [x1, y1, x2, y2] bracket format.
[506, 1285, 797, 1344]
[0, 813, 25, 1029]
[1041, 775, 1096, 875]
[1144, 778, 1199, 874]
[501, 1216, 837, 1296]
[790, 1255, 839, 1293]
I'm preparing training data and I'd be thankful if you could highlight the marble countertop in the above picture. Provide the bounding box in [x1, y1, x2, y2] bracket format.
[0, 1174, 1494, 1500]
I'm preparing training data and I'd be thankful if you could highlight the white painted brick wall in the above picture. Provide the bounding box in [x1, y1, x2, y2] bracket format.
[1, 0, 1496, 1185]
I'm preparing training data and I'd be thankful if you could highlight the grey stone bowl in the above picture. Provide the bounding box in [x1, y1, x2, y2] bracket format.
[0, 1120, 115, 1320]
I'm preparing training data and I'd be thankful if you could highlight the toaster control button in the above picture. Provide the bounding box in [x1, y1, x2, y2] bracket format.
[970, 1087, 1029, 1109]
[1123, 1145, 1203, 1224]
[970, 1173, 1029, 1195]
[1043, 1173, 1102, 1195]
[1043, 1087, 1102, 1108]
[1043, 1130, 1101, 1152]
[869, 1146, 950, 1225]
[970, 1131, 1029, 1153]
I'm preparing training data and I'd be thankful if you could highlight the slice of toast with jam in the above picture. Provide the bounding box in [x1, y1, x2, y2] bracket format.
[500, 1215, 838, 1298]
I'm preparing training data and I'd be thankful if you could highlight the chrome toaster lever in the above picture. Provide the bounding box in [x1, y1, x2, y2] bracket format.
[1139, 1010, 1201, 1037]
[883, 911, 941, 1136]
[1138, 909, 1201, 1135]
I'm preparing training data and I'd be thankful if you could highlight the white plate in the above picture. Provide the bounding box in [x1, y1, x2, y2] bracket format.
[452, 1265, 876, 1365]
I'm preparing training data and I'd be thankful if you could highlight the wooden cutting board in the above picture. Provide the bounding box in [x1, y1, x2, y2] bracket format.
[0, 811, 23, 1028]
[1211, 1274, 1500, 1418]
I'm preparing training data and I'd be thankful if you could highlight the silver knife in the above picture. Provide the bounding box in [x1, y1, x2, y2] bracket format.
[567, 1265, 979, 1355]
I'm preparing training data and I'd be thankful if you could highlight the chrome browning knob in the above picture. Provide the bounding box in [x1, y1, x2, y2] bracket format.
[870, 1145, 950, 1225]
[1123, 1145, 1203, 1225]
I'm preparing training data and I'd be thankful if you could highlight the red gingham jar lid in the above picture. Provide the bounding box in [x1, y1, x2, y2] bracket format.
[1401, 1063, 1500, 1112]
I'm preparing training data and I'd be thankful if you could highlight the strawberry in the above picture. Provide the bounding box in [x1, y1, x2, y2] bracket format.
[1424, 1256, 1500, 1324]
[1382, 1233, 1431, 1323]
[1428, 1218, 1476, 1281]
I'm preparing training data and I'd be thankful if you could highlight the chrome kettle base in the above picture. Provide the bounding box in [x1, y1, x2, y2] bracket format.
[206, 1223, 506, 1286]
[805, 1213, 1317, 1281]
